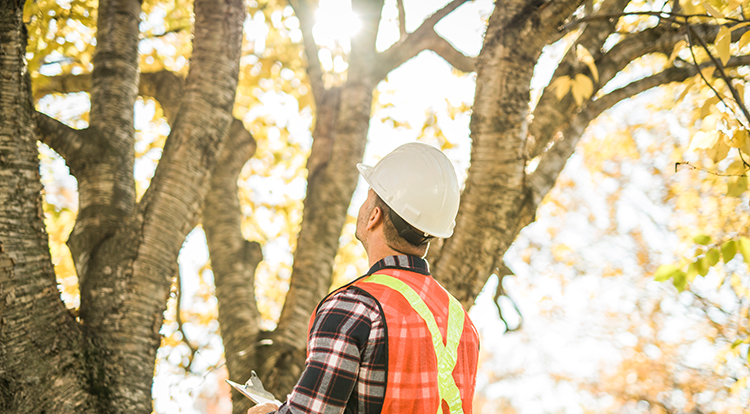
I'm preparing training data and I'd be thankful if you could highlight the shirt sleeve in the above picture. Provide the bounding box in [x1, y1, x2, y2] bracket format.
[274, 288, 380, 414]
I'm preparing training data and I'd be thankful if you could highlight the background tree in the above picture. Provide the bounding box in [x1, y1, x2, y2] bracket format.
[2, 0, 750, 414]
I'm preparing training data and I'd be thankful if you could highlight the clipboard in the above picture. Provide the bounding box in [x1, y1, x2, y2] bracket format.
[225, 370, 282, 406]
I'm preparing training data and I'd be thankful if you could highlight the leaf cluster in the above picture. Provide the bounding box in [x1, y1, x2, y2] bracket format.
[654, 235, 750, 291]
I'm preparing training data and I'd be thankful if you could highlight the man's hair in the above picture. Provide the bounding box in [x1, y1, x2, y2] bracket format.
[373, 195, 431, 257]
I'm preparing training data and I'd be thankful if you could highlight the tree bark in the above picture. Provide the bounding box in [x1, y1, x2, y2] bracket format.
[3, 0, 245, 412]
[274, 0, 383, 356]
[0, 2, 92, 412]
[68, 0, 140, 284]
[203, 121, 265, 414]
[431, 0, 586, 308]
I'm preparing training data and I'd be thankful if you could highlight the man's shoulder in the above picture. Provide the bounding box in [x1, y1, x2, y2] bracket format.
[318, 285, 382, 318]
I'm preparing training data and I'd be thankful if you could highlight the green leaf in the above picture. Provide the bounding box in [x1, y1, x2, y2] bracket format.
[673, 271, 688, 292]
[706, 248, 720, 266]
[739, 237, 750, 266]
[686, 262, 699, 282]
[722, 240, 737, 263]
[693, 234, 712, 245]
[731, 339, 743, 348]
[727, 176, 748, 197]
[696, 256, 709, 277]
[654, 264, 680, 281]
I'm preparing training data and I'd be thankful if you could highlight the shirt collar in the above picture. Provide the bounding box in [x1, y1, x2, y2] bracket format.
[366, 255, 430, 276]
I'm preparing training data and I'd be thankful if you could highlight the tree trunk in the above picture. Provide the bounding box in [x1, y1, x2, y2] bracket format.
[431, 0, 585, 307]
[260, 0, 385, 397]
[0, 2, 93, 412]
[2, 0, 245, 411]
[203, 121, 265, 414]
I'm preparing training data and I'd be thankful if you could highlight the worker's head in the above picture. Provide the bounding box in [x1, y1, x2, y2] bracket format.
[355, 142, 460, 258]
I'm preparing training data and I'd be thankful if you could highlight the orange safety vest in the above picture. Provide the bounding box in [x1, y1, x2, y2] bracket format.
[310, 268, 479, 413]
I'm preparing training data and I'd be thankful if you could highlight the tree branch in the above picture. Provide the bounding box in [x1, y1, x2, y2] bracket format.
[529, 18, 750, 159]
[33, 111, 89, 175]
[529, 54, 750, 207]
[375, 0, 472, 80]
[529, 24, 682, 159]
[687, 24, 750, 126]
[204, 118, 263, 413]
[88, 0, 140, 145]
[598, 55, 750, 119]
[137, 71, 185, 122]
[96, 0, 246, 408]
[396, 0, 406, 39]
[175, 269, 198, 372]
[34, 71, 185, 121]
[427, 31, 476, 72]
[274, 0, 385, 358]
[414, 0, 468, 33]
[527, 0, 631, 158]
[33, 73, 92, 101]
[288, 0, 325, 107]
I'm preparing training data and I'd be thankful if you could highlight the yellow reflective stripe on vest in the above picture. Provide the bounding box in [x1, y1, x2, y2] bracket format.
[365, 274, 465, 414]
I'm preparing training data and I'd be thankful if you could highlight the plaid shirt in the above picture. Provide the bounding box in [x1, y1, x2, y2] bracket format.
[274, 255, 430, 414]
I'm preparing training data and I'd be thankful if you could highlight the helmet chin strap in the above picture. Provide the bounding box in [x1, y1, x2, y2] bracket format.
[388, 209, 431, 246]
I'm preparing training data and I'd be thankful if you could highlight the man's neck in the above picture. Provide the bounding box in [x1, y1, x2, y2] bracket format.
[366, 244, 406, 268]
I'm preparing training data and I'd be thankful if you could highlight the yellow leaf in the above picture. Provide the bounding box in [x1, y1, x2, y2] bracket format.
[742, 136, 750, 157]
[729, 21, 750, 33]
[550, 76, 572, 101]
[700, 65, 716, 81]
[707, 133, 731, 163]
[702, 0, 726, 18]
[681, 0, 699, 15]
[729, 129, 748, 148]
[576, 44, 599, 83]
[739, 31, 750, 51]
[727, 160, 748, 174]
[703, 112, 722, 131]
[727, 0, 743, 13]
[677, 77, 696, 103]
[689, 130, 720, 151]
[571, 74, 594, 106]
[716, 26, 731, 66]
[739, 237, 750, 266]
[669, 40, 687, 65]
[727, 176, 748, 197]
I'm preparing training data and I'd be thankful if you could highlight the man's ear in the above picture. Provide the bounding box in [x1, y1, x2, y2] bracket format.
[366, 205, 384, 231]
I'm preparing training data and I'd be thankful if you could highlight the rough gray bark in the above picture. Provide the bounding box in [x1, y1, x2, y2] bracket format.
[276, 0, 383, 352]
[2, 0, 245, 412]
[430, 0, 587, 307]
[0, 2, 92, 412]
[203, 121, 264, 414]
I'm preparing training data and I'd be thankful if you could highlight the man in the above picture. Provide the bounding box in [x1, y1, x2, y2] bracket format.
[249, 142, 479, 414]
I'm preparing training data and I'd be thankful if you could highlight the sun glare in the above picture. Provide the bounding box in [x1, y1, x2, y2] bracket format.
[312, 0, 362, 49]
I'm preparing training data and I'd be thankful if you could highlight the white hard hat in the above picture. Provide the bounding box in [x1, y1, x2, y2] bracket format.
[357, 142, 460, 239]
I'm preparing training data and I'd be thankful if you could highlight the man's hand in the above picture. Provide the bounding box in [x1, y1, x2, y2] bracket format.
[247, 402, 279, 414]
